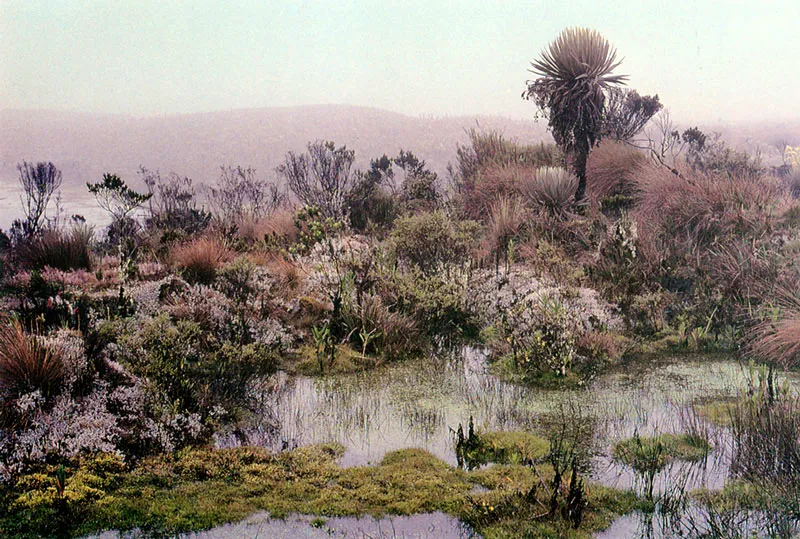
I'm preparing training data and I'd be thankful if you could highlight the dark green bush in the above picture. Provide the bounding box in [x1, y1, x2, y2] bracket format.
[390, 211, 480, 275]
[114, 314, 276, 420]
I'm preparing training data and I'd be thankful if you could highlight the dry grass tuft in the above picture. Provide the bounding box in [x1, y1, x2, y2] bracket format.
[631, 164, 788, 267]
[0, 319, 64, 397]
[586, 141, 646, 202]
[487, 195, 526, 261]
[17, 224, 94, 271]
[172, 236, 233, 284]
[748, 287, 800, 368]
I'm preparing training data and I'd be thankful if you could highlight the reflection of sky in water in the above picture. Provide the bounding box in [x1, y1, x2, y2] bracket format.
[211, 350, 800, 538]
[93, 512, 477, 539]
[231, 349, 799, 483]
[186, 512, 476, 539]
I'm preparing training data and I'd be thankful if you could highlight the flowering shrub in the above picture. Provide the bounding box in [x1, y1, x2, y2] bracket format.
[0, 330, 132, 477]
[470, 268, 622, 380]
[110, 314, 278, 423]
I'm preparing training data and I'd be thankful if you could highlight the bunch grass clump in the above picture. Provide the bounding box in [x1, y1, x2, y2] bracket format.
[487, 195, 526, 263]
[748, 286, 800, 368]
[586, 141, 645, 203]
[171, 236, 233, 284]
[17, 224, 93, 271]
[0, 318, 64, 398]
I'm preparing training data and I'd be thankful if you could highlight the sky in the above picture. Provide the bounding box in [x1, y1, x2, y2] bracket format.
[2, 0, 799, 123]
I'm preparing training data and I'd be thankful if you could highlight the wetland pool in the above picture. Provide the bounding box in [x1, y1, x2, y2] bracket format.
[116, 348, 800, 538]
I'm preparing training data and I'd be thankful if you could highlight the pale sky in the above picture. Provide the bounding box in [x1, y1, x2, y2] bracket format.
[2, 0, 799, 123]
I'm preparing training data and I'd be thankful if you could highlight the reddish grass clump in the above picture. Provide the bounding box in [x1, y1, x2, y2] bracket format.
[586, 141, 646, 202]
[238, 209, 300, 250]
[462, 163, 531, 219]
[0, 319, 64, 397]
[748, 288, 800, 369]
[486, 195, 526, 262]
[631, 164, 788, 266]
[172, 236, 233, 284]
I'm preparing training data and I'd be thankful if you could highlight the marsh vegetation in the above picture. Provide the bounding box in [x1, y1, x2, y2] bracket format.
[1, 27, 799, 539]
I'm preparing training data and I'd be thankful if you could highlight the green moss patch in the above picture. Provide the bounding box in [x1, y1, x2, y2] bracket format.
[458, 430, 550, 468]
[694, 398, 736, 426]
[1, 444, 639, 538]
[613, 433, 711, 473]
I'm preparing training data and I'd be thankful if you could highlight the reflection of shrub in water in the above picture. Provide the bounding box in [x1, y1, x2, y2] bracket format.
[613, 431, 711, 502]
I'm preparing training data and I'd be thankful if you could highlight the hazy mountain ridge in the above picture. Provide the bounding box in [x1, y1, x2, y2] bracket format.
[0, 105, 554, 227]
[1, 105, 797, 227]
[0, 105, 550, 188]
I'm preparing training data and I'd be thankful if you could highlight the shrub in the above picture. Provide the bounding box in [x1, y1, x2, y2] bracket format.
[683, 129, 763, 177]
[472, 269, 621, 381]
[346, 154, 398, 233]
[114, 314, 277, 421]
[171, 236, 233, 285]
[16, 223, 93, 271]
[14, 161, 62, 239]
[207, 166, 286, 226]
[747, 286, 800, 369]
[277, 140, 356, 222]
[391, 211, 481, 275]
[520, 167, 578, 216]
[585, 141, 645, 204]
[0, 319, 64, 398]
[141, 167, 211, 241]
[387, 267, 477, 336]
[348, 185, 398, 233]
[486, 195, 526, 268]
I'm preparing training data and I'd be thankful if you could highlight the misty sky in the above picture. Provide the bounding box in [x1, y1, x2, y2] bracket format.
[2, 0, 799, 123]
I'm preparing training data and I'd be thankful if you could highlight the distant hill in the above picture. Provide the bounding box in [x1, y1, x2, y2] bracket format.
[1, 105, 798, 228]
[0, 105, 552, 227]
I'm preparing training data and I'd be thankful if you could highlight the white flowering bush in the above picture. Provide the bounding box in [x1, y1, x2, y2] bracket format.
[0, 331, 124, 478]
[469, 267, 623, 379]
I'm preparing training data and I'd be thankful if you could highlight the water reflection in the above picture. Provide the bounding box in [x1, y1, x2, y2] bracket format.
[213, 347, 800, 538]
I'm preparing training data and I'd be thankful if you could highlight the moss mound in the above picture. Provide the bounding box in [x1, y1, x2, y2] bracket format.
[1, 443, 639, 539]
[612, 433, 711, 473]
